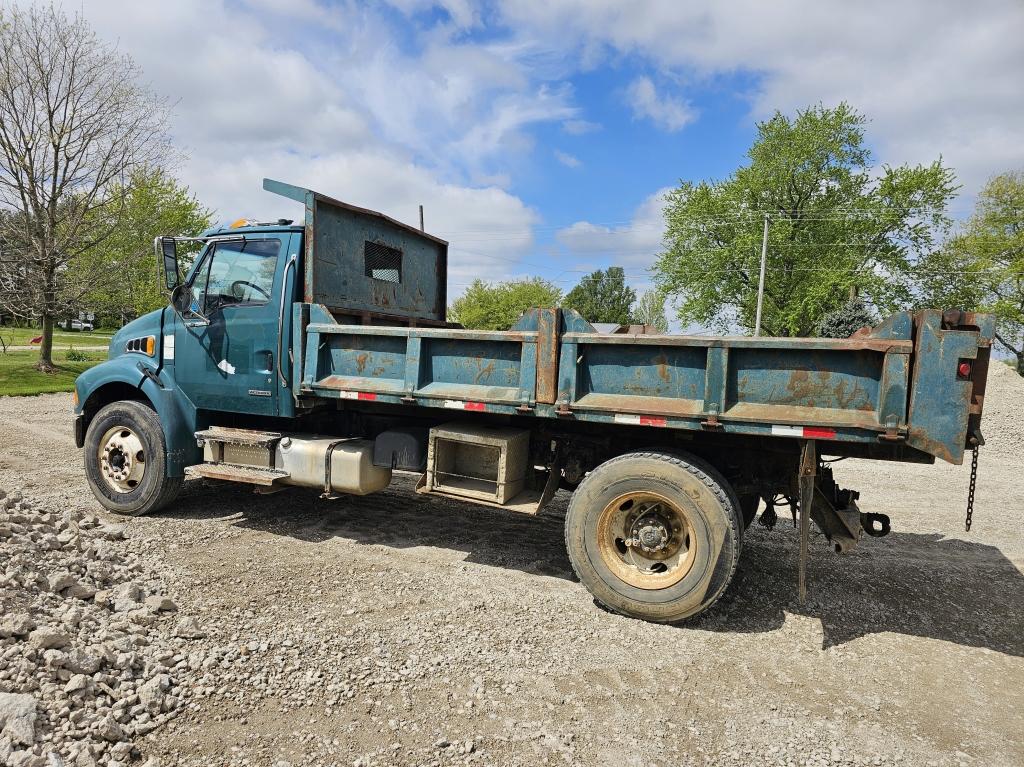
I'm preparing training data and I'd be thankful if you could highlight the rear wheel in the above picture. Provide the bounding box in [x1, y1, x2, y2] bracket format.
[84, 400, 182, 516]
[564, 450, 742, 623]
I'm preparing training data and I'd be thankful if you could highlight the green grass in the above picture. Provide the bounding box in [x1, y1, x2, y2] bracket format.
[0, 350, 106, 396]
[0, 326, 114, 348]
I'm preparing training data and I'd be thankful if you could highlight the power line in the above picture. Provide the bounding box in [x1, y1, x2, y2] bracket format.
[438, 207, 977, 237]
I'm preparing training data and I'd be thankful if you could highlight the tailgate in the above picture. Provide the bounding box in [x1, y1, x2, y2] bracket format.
[905, 310, 995, 464]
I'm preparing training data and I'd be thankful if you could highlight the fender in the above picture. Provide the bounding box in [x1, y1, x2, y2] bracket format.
[74, 355, 200, 476]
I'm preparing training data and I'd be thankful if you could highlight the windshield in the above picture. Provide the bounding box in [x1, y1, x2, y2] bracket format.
[191, 239, 280, 314]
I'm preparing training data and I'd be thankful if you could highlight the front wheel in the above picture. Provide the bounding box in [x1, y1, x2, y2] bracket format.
[564, 450, 742, 623]
[84, 400, 182, 516]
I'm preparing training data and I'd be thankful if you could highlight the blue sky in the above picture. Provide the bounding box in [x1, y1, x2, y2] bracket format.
[72, 0, 1024, 299]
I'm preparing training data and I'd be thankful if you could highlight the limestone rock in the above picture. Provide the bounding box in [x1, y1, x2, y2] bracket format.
[28, 626, 71, 650]
[0, 612, 35, 638]
[0, 692, 37, 746]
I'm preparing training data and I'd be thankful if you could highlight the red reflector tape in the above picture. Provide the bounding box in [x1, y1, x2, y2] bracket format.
[614, 414, 668, 427]
[443, 399, 486, 411]
[338, 391, 377, 401]
[803, 426, 836, 439]
[772, 425, 836, 439]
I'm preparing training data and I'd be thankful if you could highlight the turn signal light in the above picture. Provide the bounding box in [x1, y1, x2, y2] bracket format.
[125, 336, 157, 356]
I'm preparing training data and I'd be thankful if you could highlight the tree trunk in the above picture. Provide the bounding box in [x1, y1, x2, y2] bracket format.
[36, 262, 57, 372]
[1017, 352, 1024, 377]
[37, 311, 55, 371]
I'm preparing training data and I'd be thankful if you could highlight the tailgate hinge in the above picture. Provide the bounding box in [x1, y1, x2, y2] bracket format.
[877, 415, 905, 442]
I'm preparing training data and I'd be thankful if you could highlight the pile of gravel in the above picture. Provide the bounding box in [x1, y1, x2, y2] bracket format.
[0, 489, 206, 767]
[978, 361, 1024, 456]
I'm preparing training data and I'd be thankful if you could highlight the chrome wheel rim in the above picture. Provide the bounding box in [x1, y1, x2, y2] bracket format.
[97, 425, 146, 494]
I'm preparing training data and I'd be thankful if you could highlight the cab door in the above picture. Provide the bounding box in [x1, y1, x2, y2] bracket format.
[171, 233, 292, 416]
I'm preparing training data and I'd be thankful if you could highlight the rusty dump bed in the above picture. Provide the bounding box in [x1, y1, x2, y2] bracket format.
[264, 179, 993, 466]
[292, 303, 995, 465]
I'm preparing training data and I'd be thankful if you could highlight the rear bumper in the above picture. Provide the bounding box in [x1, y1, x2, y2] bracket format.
[73, 414, 85, 448]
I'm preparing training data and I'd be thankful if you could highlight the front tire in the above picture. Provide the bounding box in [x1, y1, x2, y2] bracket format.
[84, 400, 182, 516]
[564, 450, 742, 623]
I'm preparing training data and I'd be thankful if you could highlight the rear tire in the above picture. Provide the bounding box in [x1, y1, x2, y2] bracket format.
[84, 400, 182, 516]
[564, 450, 742, 623]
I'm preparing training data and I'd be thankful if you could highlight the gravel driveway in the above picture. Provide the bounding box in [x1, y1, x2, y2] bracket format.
[1, 364, 1021, 767]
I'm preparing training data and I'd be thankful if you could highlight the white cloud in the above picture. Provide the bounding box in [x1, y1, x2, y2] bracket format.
[499, 0, 1024, 198]
[556, 187, 670, 281]
[562, 118, 600, 135]
[554, 150, 581, 168]
[66, 0, 567, 294]
[624, 76, 696, 132]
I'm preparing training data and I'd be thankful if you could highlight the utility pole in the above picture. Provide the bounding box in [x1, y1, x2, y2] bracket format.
[754, 213, 769, 337]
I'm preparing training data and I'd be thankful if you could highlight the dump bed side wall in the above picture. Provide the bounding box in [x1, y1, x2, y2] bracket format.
[295, 307, 910, 450]
[293, 306, 990, 463]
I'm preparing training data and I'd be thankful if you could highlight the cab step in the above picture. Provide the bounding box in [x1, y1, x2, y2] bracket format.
[187, 463, 289, 486]
[195, 427, 282, 471]
[194, 427, 282, 447]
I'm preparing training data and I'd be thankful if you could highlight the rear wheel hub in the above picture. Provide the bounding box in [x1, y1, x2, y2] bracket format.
[596, 491, 696, 590]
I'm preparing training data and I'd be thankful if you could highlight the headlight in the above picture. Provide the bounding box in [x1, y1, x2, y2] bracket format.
[125, 336, 156, 356]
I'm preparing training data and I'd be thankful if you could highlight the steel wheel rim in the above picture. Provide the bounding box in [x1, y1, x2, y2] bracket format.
[596, 490, 696, 590]
[97, 425, 147, 494]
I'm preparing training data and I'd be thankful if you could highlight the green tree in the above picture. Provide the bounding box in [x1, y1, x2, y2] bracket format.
[631, 289, 669, 332]
[816, 296, 877, 338]
[71, 168, 211, 325]
[918, 172, 1024, 375]
[564, 266, 635, 325]
[654, 103, 957, 337]
[448, 277, 562, 330]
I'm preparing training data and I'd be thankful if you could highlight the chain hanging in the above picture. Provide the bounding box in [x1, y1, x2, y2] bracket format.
[965, 445, 979, 532]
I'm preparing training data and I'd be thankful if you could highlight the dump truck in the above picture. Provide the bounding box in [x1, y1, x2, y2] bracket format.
[72, 179, 994, 623]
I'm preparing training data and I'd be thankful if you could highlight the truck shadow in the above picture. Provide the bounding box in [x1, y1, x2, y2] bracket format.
[171, 473, 576, 580]
[166, 476, 1024, 657]
[699, 525, 1024, 656]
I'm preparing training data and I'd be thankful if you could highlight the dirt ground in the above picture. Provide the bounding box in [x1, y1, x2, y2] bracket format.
[1, 364, 1021, 767]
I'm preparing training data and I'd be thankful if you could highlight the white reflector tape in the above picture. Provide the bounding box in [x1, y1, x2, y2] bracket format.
[338, 391, 377, 401]
[772, 425, 836, 439]
[163, 334, 174, 360]
[614, 414, 668, 427]
[443, 399, 485, 411]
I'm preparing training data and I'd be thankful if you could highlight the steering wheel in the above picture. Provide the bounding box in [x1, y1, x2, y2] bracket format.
[229, 279, 270, 301]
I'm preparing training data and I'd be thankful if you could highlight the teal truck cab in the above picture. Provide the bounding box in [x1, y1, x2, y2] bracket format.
[73, 179, 995, 624]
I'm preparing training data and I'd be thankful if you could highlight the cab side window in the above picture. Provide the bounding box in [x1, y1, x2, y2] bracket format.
[191, 239, 281, 314]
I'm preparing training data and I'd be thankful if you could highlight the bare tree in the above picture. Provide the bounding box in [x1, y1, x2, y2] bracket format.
[0, 4, 171, 370]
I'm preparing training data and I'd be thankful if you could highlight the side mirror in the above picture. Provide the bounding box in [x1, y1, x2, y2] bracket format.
[170, 284, 192, 314]
[155, 236, 180, 290]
